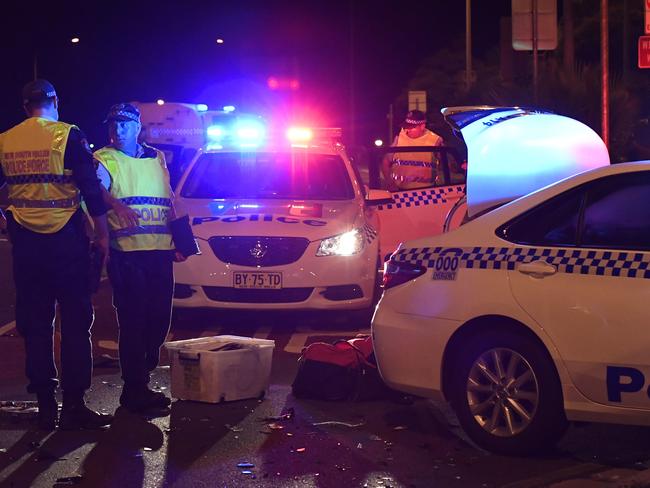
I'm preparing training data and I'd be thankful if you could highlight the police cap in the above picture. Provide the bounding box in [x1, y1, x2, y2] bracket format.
[22, 79, 57, 105]
[104, 103, 141, 123]
[402, 110, 427, 128]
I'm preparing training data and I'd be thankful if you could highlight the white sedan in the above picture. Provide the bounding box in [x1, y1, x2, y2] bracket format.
[172, 125, 390, 313]
[372, 161, 650, 455]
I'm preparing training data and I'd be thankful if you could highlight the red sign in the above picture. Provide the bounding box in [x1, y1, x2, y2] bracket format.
[646, 0, 650, 34]
[639, 36, 650, 68]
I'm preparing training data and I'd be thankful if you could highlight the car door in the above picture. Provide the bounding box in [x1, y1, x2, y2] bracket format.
[505, 171, 650, 409]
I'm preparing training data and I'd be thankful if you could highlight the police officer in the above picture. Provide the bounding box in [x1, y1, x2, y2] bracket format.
[0, 80, 113, 430]
[381, 110, 443, 191]
[94, 103, 186, 414]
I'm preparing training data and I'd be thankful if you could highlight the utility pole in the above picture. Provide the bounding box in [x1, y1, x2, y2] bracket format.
[465, 0, 473, 91]
[601, 0, 609, 148]
[532, 0, 539, 103]
[348, 0, 356, 145]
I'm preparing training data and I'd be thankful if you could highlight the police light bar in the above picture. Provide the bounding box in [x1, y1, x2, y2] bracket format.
[287, 127, 313, 143]
[287, 127, 342, 145]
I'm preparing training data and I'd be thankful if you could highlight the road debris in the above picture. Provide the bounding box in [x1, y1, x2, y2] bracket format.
[0, 401, 39, 418]
[260, 407, 294, 422]
[312, 420, 366, 428]
[55, 475, 84, 485]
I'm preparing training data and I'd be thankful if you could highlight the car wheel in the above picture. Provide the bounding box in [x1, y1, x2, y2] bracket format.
[450, 330, 568, 455]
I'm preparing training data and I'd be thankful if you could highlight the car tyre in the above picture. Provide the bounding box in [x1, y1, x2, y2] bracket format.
[450, 330, 568, 456]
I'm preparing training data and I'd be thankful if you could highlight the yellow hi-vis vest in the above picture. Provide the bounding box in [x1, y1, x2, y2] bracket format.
[0, 118, 80, 233]
[390, 129, 442, 190]
[94, 145, 173, 252]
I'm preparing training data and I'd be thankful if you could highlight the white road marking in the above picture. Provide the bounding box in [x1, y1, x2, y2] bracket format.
[284, 328, 370, 354]
[97, 339, 118, 351]
[0, 321, 16, 336]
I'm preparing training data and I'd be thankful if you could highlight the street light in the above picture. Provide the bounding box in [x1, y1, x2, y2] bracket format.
[216, 38, 224, 44]
[33, 36, 81, 80]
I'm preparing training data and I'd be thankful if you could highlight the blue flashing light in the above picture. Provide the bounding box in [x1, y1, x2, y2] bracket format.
[223, 105, 236, 113]
[196, 103, 209, 112]
[206, 143, 223, 151]
[207, 125, 224, 139]
[238, 204, 260, 209]
[234, 119, 265, 147]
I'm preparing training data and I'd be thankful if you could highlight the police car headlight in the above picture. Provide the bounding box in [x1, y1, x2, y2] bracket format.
[316, 229, 364, 256]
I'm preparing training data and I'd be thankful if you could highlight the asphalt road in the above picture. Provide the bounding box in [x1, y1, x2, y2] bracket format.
[0, 237, 649, 488]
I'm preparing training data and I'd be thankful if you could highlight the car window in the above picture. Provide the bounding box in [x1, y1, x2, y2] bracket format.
[581, 172, 650, 250]
[498, 189, 583, 247]
[180, 151, 355, 200]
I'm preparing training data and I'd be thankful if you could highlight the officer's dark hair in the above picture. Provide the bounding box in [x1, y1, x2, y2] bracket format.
[24, 96, 56, 112]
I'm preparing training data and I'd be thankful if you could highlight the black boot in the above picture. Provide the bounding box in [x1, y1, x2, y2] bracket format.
[36, 392, 58, 431]
[59, 392, 113, 430]
[120, 383, 171, 414]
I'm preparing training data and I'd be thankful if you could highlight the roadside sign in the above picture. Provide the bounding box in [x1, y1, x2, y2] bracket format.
[408, 91, 427, 112]
[512, 0, 558, 50]
[639, 35, 650, 68]
[646, 0, 650, 34]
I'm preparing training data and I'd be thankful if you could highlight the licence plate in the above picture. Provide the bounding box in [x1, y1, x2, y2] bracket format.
[233, 272, 283, 289]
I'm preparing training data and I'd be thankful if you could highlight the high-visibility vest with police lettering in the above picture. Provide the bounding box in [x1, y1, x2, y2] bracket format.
[94, 145, 173, 252]
[390, 129, 442, 190]
[0, 117, 80, 233]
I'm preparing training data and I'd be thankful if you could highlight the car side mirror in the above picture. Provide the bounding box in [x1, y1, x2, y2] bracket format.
[365, 189, 393, 206]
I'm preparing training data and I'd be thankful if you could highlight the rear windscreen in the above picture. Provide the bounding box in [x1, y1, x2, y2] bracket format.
[180, 152, 355, 200]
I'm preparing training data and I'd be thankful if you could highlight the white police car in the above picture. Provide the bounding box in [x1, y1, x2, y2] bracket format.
[373, 160, 650, 455]
[172, 120, 391, 312]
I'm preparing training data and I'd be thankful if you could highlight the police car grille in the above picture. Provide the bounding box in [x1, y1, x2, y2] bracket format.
[202, 286, 314, 303]
[208, 236, 310, 266]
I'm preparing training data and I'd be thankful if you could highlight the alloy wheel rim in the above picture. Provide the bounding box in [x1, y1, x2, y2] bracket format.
[466, 347, 539, 437]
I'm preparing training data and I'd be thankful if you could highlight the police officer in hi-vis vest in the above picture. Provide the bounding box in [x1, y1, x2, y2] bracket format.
[381, 110, 444, 192]
[94, 103, 188, 414]
[0, 80, 113, 430]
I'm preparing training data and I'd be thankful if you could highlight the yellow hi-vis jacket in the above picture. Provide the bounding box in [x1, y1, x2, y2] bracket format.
[94, 145, 173, 252]
[0, 118, 80, 233]
[390, 129, 442, 190]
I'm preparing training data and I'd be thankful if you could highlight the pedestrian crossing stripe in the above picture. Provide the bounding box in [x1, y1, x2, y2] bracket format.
[377, 185, 465, 211]
[393, 246, 650, 280]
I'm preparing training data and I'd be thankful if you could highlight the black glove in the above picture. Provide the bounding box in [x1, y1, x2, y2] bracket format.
[169, 215, 199, 257]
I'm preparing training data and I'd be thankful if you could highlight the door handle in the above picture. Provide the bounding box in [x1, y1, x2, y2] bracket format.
[517, 260, 557, 277]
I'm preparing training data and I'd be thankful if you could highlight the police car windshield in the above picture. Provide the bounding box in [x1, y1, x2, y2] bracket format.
[181, 152, 355, 200]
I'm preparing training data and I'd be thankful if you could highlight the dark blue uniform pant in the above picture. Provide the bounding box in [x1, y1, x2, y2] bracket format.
[7, 211, 94, 396]
[108, 249, 173, 386]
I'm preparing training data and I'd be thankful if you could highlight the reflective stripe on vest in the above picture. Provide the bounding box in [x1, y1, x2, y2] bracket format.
[0, 118, 79, 233]
[9, 195, 80, 208]
[94, 145, 174, 252]
[390, 129, 442, 190]
[110, 225, 171, 239]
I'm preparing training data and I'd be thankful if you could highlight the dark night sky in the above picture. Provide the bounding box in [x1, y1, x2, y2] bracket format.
[0, 1, 512, 145]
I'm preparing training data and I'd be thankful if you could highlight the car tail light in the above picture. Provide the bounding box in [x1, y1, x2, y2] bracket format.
[382, 259, 427, 290]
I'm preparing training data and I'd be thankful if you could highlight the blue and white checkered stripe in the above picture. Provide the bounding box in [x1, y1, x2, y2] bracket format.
[393, 246, 650, 280]
[377, 185, 465, 211]
[363, 223, 378, 244]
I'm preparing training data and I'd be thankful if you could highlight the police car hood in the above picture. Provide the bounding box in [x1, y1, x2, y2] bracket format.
[180, 199, 363, 240]
[442, 106, 610, 218]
